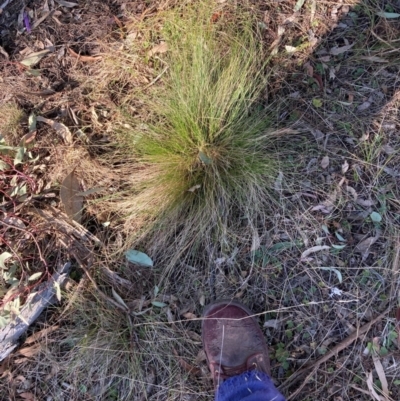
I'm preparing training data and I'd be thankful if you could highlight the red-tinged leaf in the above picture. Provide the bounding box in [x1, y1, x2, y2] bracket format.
[68, 47, 102, 62]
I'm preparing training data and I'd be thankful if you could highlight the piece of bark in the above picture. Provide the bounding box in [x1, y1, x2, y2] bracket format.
[0, 263, 71, 362]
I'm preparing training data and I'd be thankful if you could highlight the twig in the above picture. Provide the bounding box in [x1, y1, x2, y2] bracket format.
[32, 10, 54, 30]
[144, 66, 169, 89]
[389, 235, 400, 302]
[279, 307, 390, 400]
[371, 30, 396, 50]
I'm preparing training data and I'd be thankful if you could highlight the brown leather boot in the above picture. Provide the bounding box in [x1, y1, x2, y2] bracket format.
[202, 299, 271, 388]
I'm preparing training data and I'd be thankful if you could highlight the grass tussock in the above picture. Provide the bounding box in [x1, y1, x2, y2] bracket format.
[0, 101, 25, 145]
[114, 2, 292, 254]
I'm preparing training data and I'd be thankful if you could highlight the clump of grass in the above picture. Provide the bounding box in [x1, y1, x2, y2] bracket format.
[0, 101, 25, 145]
[117, 2, 292, 255]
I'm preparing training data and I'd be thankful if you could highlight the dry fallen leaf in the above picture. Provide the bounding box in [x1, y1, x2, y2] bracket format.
[68, 47, 102, 62]
[250, 230, 260, 252]
[355, 231, 381, 261]
[195, 349, 207, 363]
[345, 185, 358, 201]
[166, 307, 174, 323]
[60, 171, 83, 223]
[301, 245, 330, 259]
[372, 354, 389, 400]
[24, 325, 60, 345]
[357, 101, 371, 112]
[366, 371, 384, 401]
[16, 344, 42, 358]
[182, 312, 197, 320]
[360, 56, 388, 63]
[55, 0, 78, 7]
[320, 155, 329, 169]
[356, 198, 375, 207]
[36, 116, 73, 144]
[263, 319, 281, 329]
[172, 348, 201, 377]
[341, 160, 349, 174]
[381, 144, 395, 155]
[188, 184, 201, 192]
[22, 89, 56, 97]
[330, 43, 354, 55]
[20, 49, 51, 67]
[19, 393, 36, 401]
[274, 171, 284, 192]
[304, 62, 313, 77]
[147, 42, 168, 57]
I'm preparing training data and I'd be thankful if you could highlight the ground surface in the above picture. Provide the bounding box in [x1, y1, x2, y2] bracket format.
[1, 0, 400, 400]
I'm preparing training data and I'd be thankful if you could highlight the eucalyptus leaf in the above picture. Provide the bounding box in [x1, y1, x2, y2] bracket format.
[26, 69, 41, 77]
[198, 151, 212, 165]
[376, 11, 400, 18]
[0, 160, 10, 171]
[28, 272, 43, 281]
[10, 183, 27, 197]
[125, 250, 153, 267]
[0, 315, 8, 329]
[294, 0, 306, 12]
[331, 244, 346, 250]
[112, 287, 129, 309]
[335, 232, 346, 242]
[151, 301, 167, 308]
[54, 282, 62, 302]
[318, 267, 343, 283]
[28, 113, 37, 132]
[20, 49, 51, 67]
[0, 252, 12, 269]
[370, 211, 382, 223]
[14, 146, 25, 165]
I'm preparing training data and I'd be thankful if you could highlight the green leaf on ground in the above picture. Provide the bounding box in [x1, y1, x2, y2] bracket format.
[28, 113, 37, 132]
[14, 147, 25, 165]
[0, 315, 8, 329]
[151, 301, 167, 308]
[112, 287, 128, 309]
[125, 250, 153, 267]
[20, 49, 51, 67]
[331, 244, 346, 250]
[376, 11, 400, 18]
[370, 211, 382, 223]
[312, 98, 323, 108]
[0, 160, 10, 171]
[294, 0, 306, 12]
[198, 151, 212, 165]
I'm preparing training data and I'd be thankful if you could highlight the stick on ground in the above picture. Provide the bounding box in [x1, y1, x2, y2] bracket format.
[0, 262, 71, 362]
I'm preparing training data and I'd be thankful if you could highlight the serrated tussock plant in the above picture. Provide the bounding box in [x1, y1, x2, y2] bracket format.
[120, 2, 292, 255]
